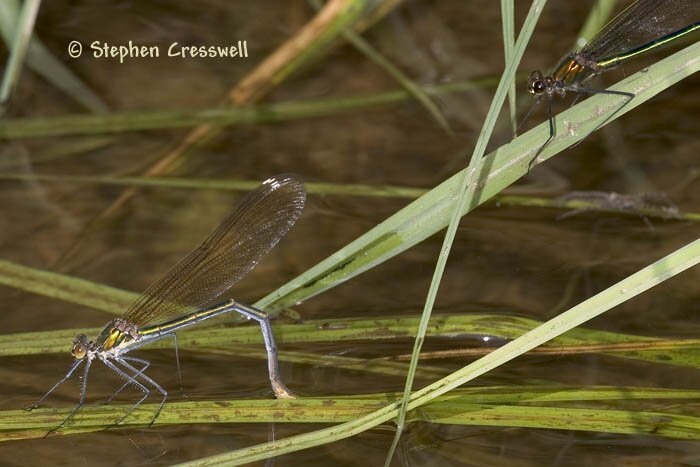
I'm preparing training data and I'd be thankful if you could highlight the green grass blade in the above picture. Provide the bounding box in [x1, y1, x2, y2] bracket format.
[501, 0, 517, 132]
[169, 236, 700, 465]
[0, 173, 428, 198]
[257, 40, 700, 314]
[0, 0, 41, 112]
[0, 173, 696, 221]
[0, 78, 495, 138]
[386, 0, 548, 462]
[309, 0, 453, 134]
[5, 387, 700, 441]
[575, 0, 618, 50]
[3, 313, 700, 370]
[0, 259, 136, 315]
[409, 239, 700, 406]
[0, 0, 109, 113]
[338, 26, 453, 134]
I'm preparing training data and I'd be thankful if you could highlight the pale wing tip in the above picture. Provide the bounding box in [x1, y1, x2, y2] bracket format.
[263, 173, 306, 208]
[262, 173, 303, 189]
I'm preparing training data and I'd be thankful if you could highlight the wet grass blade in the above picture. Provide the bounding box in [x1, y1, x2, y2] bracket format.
[2, 312, 700, 369]
[4, 387, 700, 441]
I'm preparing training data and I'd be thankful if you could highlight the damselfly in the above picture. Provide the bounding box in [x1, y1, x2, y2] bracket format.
[525, 0, 700, 159]
[28, 174, 305, 433]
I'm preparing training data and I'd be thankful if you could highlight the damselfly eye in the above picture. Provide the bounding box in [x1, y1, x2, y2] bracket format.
[71, 342, 87, 359]
[529, 80, 546, 95]
[71, 334, 88, 358]
[527, 70, 547, 95]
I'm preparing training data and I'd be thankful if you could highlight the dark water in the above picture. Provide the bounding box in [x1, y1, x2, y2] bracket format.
[1, 0, 700, 465]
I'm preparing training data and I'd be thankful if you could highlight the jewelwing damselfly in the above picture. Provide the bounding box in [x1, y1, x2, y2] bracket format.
[525, 0, 700, 161]
[28, 174, 305, 434]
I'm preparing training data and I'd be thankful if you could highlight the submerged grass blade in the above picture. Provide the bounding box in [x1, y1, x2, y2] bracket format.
[2, 173, 697, 221]
[0, 172, 430, 198]
[308, 0, 453, 134]
[3, 312, 700, 370]
[5, 387, 700, 441]
[0, 79, 495, 138]
[0, 259, 136, 315]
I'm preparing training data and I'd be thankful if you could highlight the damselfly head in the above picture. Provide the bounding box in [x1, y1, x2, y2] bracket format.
[528, 71, 547, 96]
[71, 334, 89, 359]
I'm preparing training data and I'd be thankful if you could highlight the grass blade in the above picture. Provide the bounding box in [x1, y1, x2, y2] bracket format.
[172, 236, 700, 466]
[257, 40, 700, 314]
[0, 0, 41, 113]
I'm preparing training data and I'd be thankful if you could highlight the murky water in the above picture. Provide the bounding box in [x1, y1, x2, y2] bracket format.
[1, 1, 699, 465]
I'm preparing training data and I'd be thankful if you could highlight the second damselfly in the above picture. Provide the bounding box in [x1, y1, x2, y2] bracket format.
[525, 0, 700, 157]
